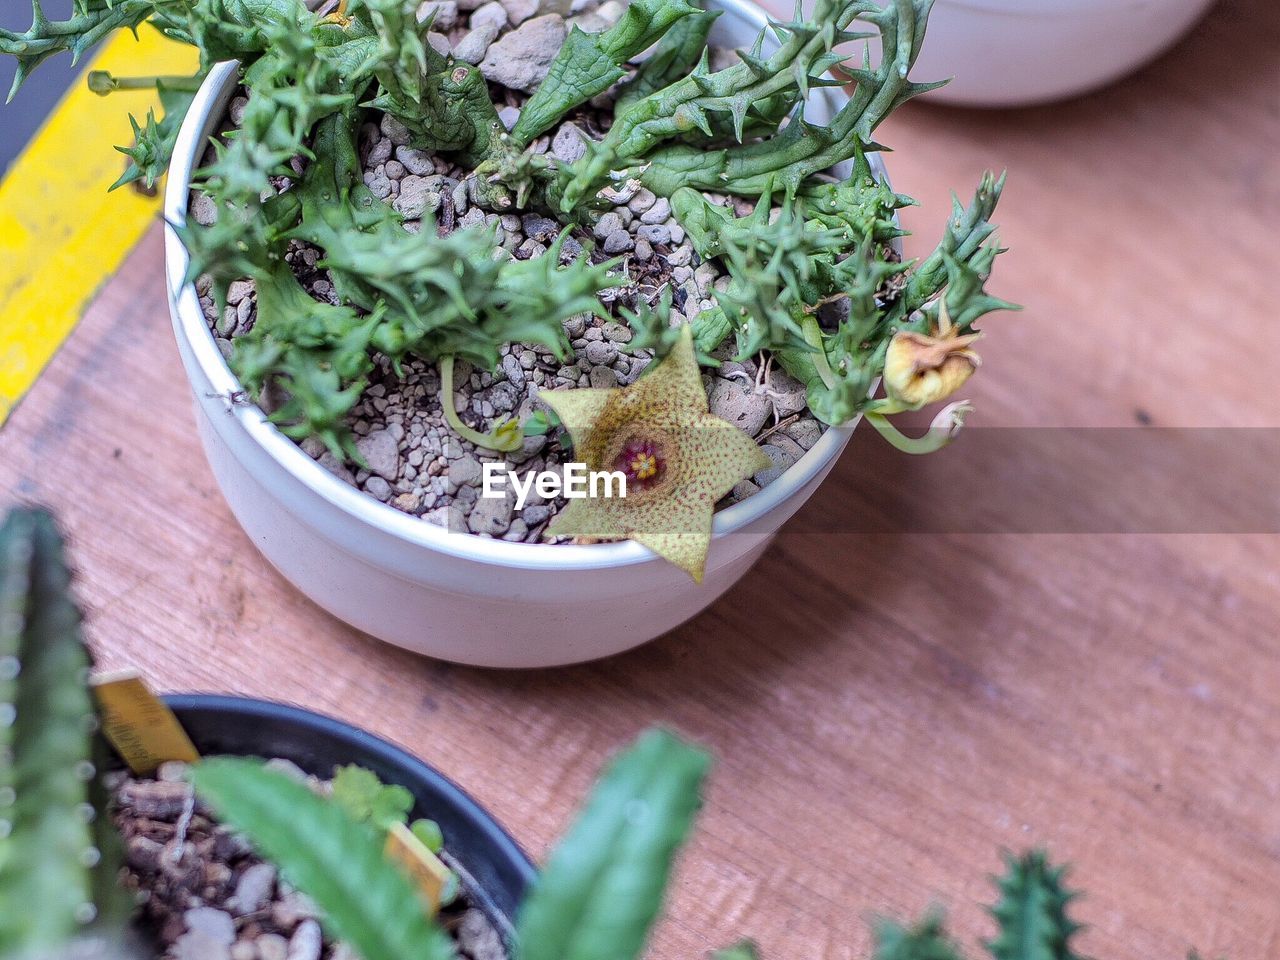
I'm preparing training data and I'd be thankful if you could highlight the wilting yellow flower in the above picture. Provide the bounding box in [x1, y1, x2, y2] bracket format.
[540, 325, 771, 582]
[884, 301, 982, 409]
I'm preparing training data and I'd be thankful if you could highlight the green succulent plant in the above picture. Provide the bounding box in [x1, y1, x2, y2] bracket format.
[2, 0, 1015, 462]
[0, 508, 137, 960]
[874, 851, 1088, 960]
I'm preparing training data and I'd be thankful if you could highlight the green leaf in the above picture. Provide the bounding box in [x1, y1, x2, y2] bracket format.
[515, 729, 711, 960]
[331, 765, 415, 831]
[192, 758, 455, 960]
[522, 410, 554, 437]
[986, 851, 1086, 960]
[633, 0, 938, 200]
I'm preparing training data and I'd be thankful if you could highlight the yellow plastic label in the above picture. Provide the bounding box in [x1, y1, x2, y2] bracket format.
[385, 821, 452, 913]
[91, 669, 200, 774]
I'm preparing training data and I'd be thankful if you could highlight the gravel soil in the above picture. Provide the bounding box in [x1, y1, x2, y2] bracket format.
[197, 0, 827, 542]
[112, 760, 507, 960]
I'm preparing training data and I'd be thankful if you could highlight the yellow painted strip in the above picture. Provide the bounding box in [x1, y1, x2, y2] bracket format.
[0, 29, 199, 427]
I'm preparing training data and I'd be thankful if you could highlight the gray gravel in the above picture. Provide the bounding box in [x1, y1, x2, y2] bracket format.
[200, 0, 826, 541]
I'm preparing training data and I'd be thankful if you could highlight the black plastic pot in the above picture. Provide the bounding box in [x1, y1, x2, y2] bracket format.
[162, 694, 535, 938]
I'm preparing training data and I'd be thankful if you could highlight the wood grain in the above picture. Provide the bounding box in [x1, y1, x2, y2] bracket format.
[2, 2, 1279, 958]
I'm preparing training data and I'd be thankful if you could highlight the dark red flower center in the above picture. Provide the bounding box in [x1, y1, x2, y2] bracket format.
[614, 438, 665, 490]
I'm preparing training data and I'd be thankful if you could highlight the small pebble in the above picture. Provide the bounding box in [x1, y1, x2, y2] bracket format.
[380, 113, 411, 146]
[551, 122, 587, 164]
[185, 908, 236, 946]
[638, 223, 670, 246]
[602, 321, 632, 343]
[498, 105, 521, 130]
[478, 15, 566, 92]
[470, 0, 509, 31]
[641, 197, 670, 224]
[453, 22, 500, 62]
[666, 244, 692, 266]
[708, 378, 772, 437]
[395, 146, 435, 175]
[602, 229, 633, 254]
[229, 863, 277, 917]
[589, 365, 618, 388]
[173, 931, 232, 960]
[364, 476, 393, 501]
[753, 443, 799, 487]
[286, 920, 322, 960]
[416, 0, 458, 28]
[256, 935, 288, 960]
[356, 428, 401, 481]
[628, 187, 657, 213]
[786, 418, 823, 450]
[467, 492, 514, 536]
[585, 340, 618, 365]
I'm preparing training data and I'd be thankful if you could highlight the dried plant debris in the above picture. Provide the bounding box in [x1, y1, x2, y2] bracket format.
[111, 761, 506, 960]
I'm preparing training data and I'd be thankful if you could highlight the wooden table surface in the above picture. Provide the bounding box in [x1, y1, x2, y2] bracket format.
[3, 1, 1279, 957]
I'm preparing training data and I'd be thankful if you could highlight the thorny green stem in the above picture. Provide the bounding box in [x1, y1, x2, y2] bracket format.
[439, 355, 524, 452]
[800, 316, 836, 392]
[87, 70, 204, 94]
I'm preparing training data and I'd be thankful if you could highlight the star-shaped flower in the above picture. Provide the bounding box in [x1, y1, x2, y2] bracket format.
[540, 326, 772, 582]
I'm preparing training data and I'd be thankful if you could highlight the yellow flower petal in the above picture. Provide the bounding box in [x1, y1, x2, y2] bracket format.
[538, 387, 614, 433]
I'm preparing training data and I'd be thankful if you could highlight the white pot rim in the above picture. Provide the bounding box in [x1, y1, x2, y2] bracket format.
[163, 0, 866, 574]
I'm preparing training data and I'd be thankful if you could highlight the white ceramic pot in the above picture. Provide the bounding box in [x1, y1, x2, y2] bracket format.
[164, 0, 866, 668]
[912, 0, 1217, 107]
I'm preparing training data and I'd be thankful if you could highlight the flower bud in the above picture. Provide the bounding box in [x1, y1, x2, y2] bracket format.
[883, 319, 981, 409]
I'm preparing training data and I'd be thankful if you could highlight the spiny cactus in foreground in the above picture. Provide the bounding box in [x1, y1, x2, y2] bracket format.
[0, 508, 137, 960]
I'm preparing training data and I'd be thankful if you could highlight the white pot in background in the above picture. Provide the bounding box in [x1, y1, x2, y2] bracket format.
[164, 0, 868, 668]
[912, 0, 1217, 107]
